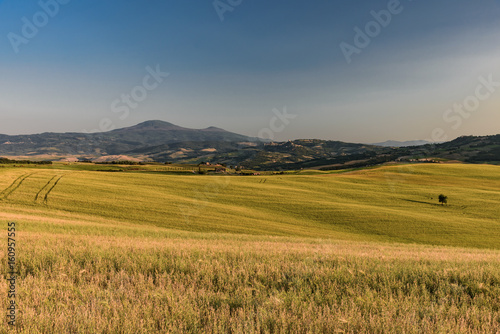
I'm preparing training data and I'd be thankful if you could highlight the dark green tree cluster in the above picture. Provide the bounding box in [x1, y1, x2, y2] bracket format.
[0, 157, 52, 165]
[438, 194, 448, 205]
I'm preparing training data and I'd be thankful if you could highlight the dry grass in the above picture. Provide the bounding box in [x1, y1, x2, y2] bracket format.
[1, 232, 500, 333]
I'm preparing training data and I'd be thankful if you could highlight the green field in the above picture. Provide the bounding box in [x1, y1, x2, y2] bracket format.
[1, 163, 499, 332]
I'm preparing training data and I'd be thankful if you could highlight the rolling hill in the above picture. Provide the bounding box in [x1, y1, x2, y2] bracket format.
[1, 121, 499, 170]
[371, 140, 431, 147]
[0, 163, 499, 248]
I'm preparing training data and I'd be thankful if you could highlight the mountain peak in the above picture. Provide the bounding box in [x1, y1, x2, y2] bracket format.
[126, 121, 229, 133]
[119, 120, 187, 132]
[202, 126, 225, 132]
[135, 120, 178, 128]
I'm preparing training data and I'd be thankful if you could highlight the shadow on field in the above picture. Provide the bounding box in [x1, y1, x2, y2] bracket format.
[402, 199, 442, 206]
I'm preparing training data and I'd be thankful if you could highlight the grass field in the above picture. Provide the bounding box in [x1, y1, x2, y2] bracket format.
[0, 163, 499, 332]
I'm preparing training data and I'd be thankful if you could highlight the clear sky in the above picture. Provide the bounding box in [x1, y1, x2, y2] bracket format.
[0, 0, 499, 143]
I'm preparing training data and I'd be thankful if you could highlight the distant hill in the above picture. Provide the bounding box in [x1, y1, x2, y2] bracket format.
[119, 135, 500, 169]
[106, 121, 254, 144]
[0, 120, 259, 156]
[1, 122, 499, 170]
[372, 140, 431, 147]
[124, 138, 379, 168]
[259, 135, 500, 171]
[428, 135, 500, 163]
[229, 135, 500, 170]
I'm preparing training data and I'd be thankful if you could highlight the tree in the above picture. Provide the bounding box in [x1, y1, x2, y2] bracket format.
[438, 194, 448, 205]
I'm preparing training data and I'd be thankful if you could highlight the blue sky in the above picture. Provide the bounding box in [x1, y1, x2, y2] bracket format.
[0, 0, 499, 142]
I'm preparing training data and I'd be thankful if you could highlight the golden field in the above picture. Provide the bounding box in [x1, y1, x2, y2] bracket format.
[0, 163, 499, 333]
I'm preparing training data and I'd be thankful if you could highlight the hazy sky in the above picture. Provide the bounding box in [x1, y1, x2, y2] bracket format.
[1, 0, 499, 143]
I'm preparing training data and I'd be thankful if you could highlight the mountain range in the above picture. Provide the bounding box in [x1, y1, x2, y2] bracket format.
[0, 120, 257, 156]
[1, 120, 499, 170]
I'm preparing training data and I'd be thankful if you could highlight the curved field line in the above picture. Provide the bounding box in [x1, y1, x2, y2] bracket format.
[34, 175, 60, 204]
[43, 175, 64, 205]
[0, 173, 33, 200]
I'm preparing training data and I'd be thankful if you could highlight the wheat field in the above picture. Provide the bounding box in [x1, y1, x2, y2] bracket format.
[0, 163, 499, 333]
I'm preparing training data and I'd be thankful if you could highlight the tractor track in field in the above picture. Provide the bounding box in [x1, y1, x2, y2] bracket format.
[35, 174, 64, 205]
[0, 173, 34, 200]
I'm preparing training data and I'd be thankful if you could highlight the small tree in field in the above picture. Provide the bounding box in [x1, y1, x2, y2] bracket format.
[438, 194, 448, 205]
